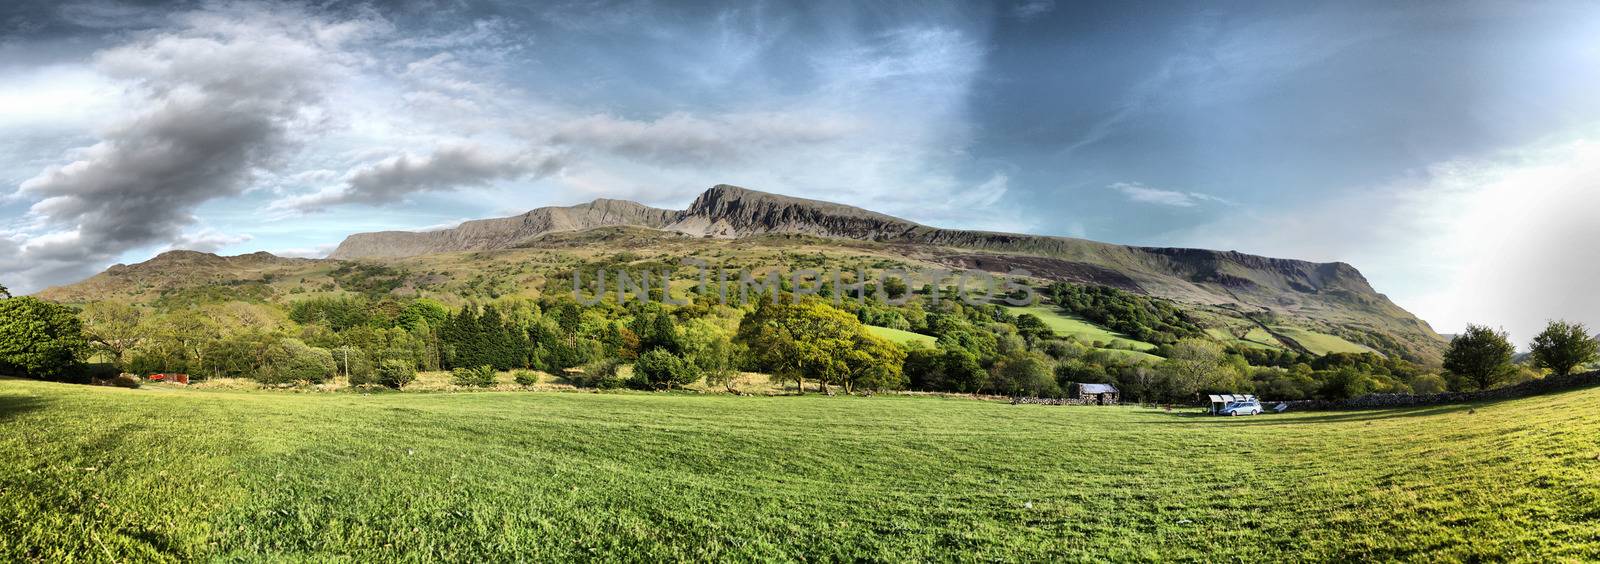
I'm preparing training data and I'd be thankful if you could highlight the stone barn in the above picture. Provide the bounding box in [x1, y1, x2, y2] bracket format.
[1071, 383, 1119, 405]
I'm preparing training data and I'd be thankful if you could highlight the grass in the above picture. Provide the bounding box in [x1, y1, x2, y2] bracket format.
[1093, 348, 1166, 363]
[4, 379, 1598, 561]
[1002, 305, 1158, 351]
[1206, 327, 1288, 351]
[865, 325, 938, 347]
[1271, 325, 1377, 355]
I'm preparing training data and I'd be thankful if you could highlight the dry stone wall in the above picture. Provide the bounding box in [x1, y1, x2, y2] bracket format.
[1276, 370, 1600, 411]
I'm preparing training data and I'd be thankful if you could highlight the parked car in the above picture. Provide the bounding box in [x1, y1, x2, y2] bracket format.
[1219, 400, 1262, 416]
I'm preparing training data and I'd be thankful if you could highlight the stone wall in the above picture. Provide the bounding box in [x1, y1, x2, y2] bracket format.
[1276, 370, 1600, 411]
[1012, 396, 1097, 406]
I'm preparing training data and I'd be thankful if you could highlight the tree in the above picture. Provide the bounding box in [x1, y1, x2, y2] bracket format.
[1013, 314, 1054, 344]
[0, 297, 89, 381]
[0, 282, 9, 299]
[1408, 373, 1448, 394]
[397, 299, 451, 332]
[1158, 338, 1234, 399]
[634, 349, 698, 390]
[261, 338, 337, 384]
[991, 351, 1058, 397]
[1530, 320, 1598, 377]
[1443, 325, 1516, 391]
[842, 333, 907, 393]
[79, 301, 144, 369]
[377, 359, 417, 389]
[156, 310, 222, 378]
[940, 349, 989, 393]
[736, 299, 859, 393]
[681, 319, 740, 391]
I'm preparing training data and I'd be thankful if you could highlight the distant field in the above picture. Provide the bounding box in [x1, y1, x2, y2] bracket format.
[865, 325, 937, 346]
[1001, 305, 1158, 352]
[2, 378, 1597, 560]
[1271, 326, 1376, 355]
[1206, 327, 1288, 351]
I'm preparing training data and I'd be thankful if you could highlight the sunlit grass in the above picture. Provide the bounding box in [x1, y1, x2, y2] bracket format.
[2, 377, 1597, 561]
[1001, 305, 1158, 351]
[1271, 325, 1376, 355]
[865, 325, 937, 347]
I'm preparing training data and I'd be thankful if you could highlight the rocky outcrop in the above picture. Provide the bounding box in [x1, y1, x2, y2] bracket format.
[328, 185, 1375, 300]
[664, 185, 924, 239]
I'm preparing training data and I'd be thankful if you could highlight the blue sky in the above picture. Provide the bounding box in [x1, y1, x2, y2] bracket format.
[2, 0, 1598, 343]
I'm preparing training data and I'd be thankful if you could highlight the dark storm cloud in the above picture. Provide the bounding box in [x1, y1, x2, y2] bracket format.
[6, 2, 379, 291]
[272, 145, 566, 213]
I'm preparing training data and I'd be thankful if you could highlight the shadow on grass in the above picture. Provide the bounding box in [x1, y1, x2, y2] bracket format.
[1141, 403, 1480, 425]
[0, 393, 47, 421]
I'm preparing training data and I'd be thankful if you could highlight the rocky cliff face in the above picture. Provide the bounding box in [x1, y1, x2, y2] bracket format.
[329, 185, 1387, 303]
[311, 184, 1443, 361]
[664, 185, 924, 239]
[329, 199, 679, 259]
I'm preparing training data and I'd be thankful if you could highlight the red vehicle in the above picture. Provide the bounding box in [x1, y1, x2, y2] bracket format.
[148, 373, 190, 384]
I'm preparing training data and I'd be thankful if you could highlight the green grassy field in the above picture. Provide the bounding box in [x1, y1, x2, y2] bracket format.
[1271, 326, 1377, 355]
[865, 325, 938, 347]
[1002, 305, 1158, 351]
[3, 378, 1598, 561]
[1206, 327, 1288, 351]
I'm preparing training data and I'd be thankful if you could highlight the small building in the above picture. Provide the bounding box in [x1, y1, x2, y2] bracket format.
[1071, 383, 1119, 405]
[1207, 394, 1257, 415]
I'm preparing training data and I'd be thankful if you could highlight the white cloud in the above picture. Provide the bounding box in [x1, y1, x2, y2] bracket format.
[1, 6, 1026, 293]
[1110, 182, 1232, 207]
[3, 2, 384, 293]
[269, 243, 338, 259]
[163, 228, 253, 254]
[551, 112, 858, 166]
[1174, 130, 1600, 346]
[1012, 1, 1056, 21]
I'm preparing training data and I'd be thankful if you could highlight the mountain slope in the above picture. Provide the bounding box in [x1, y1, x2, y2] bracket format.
[49, 184, 1448, 363]
[329, 199, 679, 259]
[318, 184, 1444, 363]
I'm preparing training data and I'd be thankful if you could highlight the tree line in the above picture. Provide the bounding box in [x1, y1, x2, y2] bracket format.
[1, 278, 1595, 404]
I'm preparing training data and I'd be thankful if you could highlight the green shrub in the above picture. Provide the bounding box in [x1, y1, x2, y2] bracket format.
[377, 359, 417, 389]
[342, 349, 379, 386]
[568, 359, 622, 389]
[512, 369, 539, 386]
[260, 339, 336, 384]
[451, 365, 496, 387]
[109, 373, 141, 389]
[340, 349, 376, 386]
[633, 349, 699, 390]
[83, 363, 121, 382]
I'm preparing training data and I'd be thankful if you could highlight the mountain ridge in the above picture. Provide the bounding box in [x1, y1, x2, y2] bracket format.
[45, 184, 1448, 363]
[331, 184, 1381, 300]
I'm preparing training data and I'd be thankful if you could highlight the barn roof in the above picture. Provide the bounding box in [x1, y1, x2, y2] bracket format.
[1078, 383, 1118, 394]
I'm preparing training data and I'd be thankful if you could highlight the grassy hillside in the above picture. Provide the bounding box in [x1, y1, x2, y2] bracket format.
[3, 378, 1597, 561]
[37, 225, 1448, 365]
[1002, 304, 1159, 351]
[865, 325, 937, 346]
[1271, 325, 1377, 355]
[1206, 327, 1288, 351]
